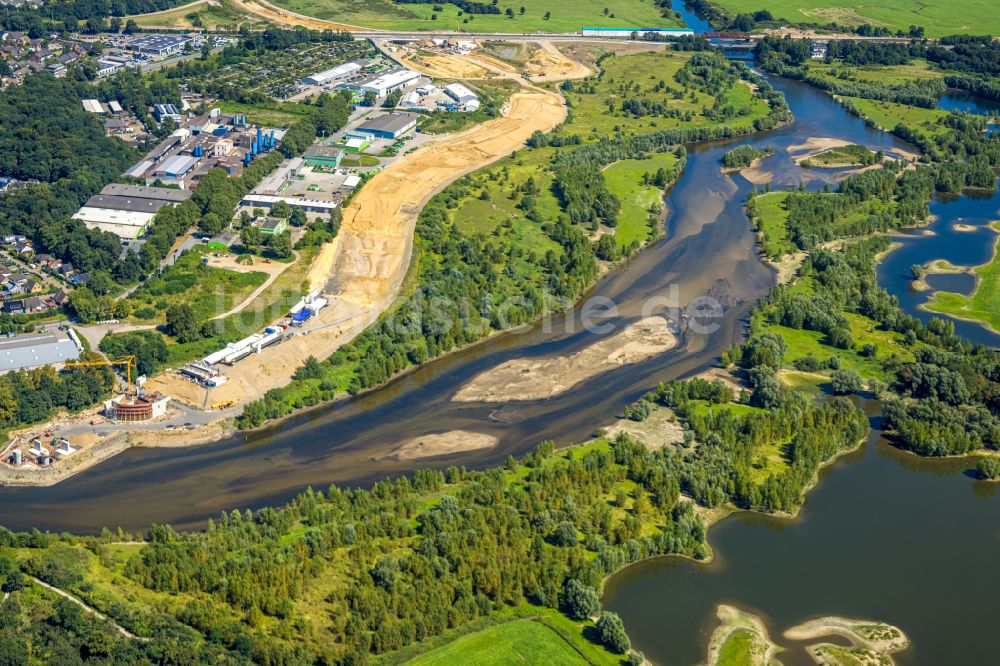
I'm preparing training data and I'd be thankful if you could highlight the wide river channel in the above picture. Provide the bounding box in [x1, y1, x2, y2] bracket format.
[2, 32, 999, 665]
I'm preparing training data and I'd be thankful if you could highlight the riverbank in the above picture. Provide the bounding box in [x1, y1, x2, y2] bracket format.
[453, 317, 678, 403]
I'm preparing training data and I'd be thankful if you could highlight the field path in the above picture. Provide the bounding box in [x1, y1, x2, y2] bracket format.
[29, 576, 147, 641]
[226, 0, 377, 31]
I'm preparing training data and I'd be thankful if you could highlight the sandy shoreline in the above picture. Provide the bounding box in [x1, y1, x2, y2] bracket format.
[453, 317, 677, 403]
[380, 430, 499, 461]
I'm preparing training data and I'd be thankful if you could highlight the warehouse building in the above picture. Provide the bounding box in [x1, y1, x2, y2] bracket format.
[72, 184, 192, 239]
[128, 34, 195, 56]
[302, 61, 362, 86]
[355, 112, 418, 140]
[241, 194, 339, 215]
[360, 69, 420, 98]
[303, 145, 345, 168]
[444, 83, 478, 105]
[0, 330, 82, 373]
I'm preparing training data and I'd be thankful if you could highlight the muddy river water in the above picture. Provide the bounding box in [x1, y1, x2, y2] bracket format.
[1, 35, 998, 666]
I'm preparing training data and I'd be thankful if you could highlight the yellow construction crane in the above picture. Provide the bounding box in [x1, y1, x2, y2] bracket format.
[64, 355, 138, 396]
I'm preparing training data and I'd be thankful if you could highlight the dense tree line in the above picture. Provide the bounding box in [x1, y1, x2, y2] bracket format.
[0, 354, 115, 432]
[394, 0, 500, 14]
[0, 75, 138, 279]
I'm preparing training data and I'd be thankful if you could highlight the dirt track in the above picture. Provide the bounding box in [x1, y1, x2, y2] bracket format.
[152, 74, 568, 409]
[226, 0, 371, 31]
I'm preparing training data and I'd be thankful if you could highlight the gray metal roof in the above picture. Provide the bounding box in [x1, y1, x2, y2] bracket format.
[304, 145, 345, 158]
[0, 331, 80, 372]
[357, 112, 418, 135]
[84, 194, 171, 214]
[101, 183, 192, 202]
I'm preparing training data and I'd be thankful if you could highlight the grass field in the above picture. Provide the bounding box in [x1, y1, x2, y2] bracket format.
[749, 191, 795, 258]
[215, 100, 315, 127]
[271, 0, 680, 33]
[761, 307, 912, 382]
[402, 619, 589, 665]
[705, 0, 1000, 37]
[563, 52, 771, 141]
[717, 628, 757, 666]
[807, 60, 943, 86]
[925, 229, 1000, 332]
[603, 153, 679, 246]
[840, 96, 949, 135]
[126, 247, 268, 324]
[133, 0, 249, 28]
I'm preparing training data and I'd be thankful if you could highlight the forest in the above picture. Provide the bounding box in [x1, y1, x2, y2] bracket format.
[0, 370, 870, 664]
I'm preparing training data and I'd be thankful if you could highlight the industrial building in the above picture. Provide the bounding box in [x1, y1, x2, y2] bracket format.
[580, 27, 694, 38]
[128, 34, 195, 56]
[181, 327, 285, 385]
[73, 184, 192, 239]
[241, 194, 339, 215]
[153, 103, 183, 123]
[360, 69, 420, 98]
[0, 330, 82, 373]
[125, 111, 280, 190]
[444, 83, 477, 105]
[303, 145, 345, 168]
[104, 393, 170, 422]
[302, 61, 362, 86]
[82, 99, 105, 114]
[354, 112, 418, 140]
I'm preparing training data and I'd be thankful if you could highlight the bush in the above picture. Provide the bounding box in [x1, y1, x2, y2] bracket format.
[976, 457, 999, 480]
[563, 579, 600, 620]
[596, 611, 630, 654]
[830, 368, 863, 395]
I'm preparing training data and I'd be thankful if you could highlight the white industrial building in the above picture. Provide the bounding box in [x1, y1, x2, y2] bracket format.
[82, 99, 106, 114]
[444, 83, 478, 105]
[360, 69, 420, 98]
[302, 61, 362, 86]
[0, 330, 82, 373]
[241, 193, 339, 215]
[73, 184, 192, 239]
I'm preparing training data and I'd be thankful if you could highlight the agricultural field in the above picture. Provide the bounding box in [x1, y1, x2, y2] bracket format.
[924, 226, 1000, 332]
[563, 51, 772, 141]
[270, 0, 681, 33]
[132, 0, 250, 29]
[705, 0, 1000, 37]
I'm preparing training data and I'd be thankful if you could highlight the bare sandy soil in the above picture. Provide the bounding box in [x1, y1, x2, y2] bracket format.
[381, 430, 498, 461]
[523, 40, 592, 82]
[397, 50, 488, 79]
[454, 317, 677, 403]
[604, 406, 684, 451]
[785, 616, 909, 666]
[227, 0, 371, 31]
[148, 61, 571, 410]
[703, 605, 782, 666]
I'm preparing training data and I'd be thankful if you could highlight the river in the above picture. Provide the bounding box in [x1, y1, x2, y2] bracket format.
[0, 71, 915, 533]
[4, 11, 997, 666]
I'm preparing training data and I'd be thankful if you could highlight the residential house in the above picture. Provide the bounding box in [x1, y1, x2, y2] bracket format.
[57, 262, 74, 277]
[72, 272, 90, 286]
[50, 289, 68, 307]
[15, 242, 32, 256]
